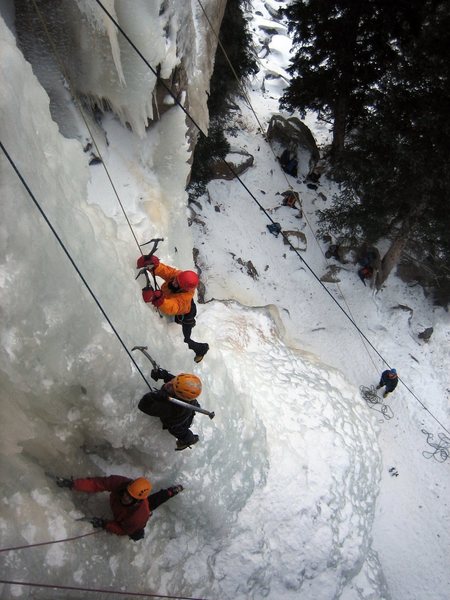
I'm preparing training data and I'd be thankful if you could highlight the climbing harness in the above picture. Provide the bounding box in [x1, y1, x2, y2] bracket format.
[131, 346, 215, 419]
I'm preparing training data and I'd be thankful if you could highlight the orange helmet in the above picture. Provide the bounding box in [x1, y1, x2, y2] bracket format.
[172, 373, 202, 400]
[176, 271, 199, 290]
[127, 477, 152, 500]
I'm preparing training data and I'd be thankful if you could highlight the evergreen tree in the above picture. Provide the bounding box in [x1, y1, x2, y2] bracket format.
[280, 0, 425, 158]
[319, 2, 450, 296]
[190, 0, 257, 190]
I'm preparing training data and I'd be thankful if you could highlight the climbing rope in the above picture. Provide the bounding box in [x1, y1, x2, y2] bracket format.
[359, 385, 394, 421]
[192, 7, 448, 432]
[0, 141, 153, 393]
[421, 429, 450, 463]
[196, 0, 306, 214]
[197, 0, 381, 377]
[30, 0, 143, 255]
[196, 0, 266, 135]
[0, 580, 208, 600]
[0, 530, 101, 554]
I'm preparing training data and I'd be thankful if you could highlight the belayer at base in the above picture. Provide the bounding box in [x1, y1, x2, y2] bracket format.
[138, 367, 202, 451]
[55, 475, 182, 540]
[376, 368, 398, 398]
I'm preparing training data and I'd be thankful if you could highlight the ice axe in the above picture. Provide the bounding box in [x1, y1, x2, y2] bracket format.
[163, 395, 215, 419]
[131, 345, 158, 369]
[140, 237, 164, 252]
[131, 346, 215, 420]
[136, 237, 164, 290]
[135, 267, 152, 287]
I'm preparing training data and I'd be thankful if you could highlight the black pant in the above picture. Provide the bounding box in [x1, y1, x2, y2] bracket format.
[166, 416, 197, 444]
[175, 301, 209, 356]
[149, 489, 173, 511]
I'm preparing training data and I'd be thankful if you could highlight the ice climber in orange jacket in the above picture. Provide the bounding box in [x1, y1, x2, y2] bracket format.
[137, 254, 209, 362]
[55, 475, 183, 540]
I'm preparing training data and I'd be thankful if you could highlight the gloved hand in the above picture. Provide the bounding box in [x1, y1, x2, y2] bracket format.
[168, 485, 184, 496]
[90, 517, 107, 529]
[151, 290, 164, 308]
[151, 367, 170, 381]
[136, 254, 160, 269]
[56, 477, 74, 489]
[142, 287, 155, 303]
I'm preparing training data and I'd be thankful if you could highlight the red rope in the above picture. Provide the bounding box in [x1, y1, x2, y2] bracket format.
[0, 580, 208, 600]
[0, 529, 101, 553]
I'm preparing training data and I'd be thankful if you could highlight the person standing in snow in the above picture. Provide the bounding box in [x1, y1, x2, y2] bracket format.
[357, 249, 378, 286]
[55, 475, 183, 540]
[358, 264, 374, 285]
[137, 254, 209, 363]
[376, 368, 398, 398]
[138, 367, 202, 451]
[279, 148, 298, 177]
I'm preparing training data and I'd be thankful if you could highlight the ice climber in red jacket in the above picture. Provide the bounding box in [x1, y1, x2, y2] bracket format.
[55, 475, 183, 540]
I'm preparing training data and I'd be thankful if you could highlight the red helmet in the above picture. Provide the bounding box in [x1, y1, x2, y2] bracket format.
[176, 270, 199, 290]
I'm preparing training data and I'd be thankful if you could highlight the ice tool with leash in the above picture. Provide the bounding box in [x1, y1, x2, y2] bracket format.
[131, 346, 215, 419]
[135, 237, 164, 291]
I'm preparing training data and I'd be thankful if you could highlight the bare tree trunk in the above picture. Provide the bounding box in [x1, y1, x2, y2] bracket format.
[330, 4, 361, 161]
[376, 203, 427, 289]
[376, 236, 408, 289]
[331, 95, 347, 159]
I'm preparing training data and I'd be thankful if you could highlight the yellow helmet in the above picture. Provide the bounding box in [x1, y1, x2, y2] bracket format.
[127, 477, 152, 500]
[172, 374, 202, 401]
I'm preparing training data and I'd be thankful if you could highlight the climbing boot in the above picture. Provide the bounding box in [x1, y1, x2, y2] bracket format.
[194, 343, 209, 363]
[175, 435, 199, 452]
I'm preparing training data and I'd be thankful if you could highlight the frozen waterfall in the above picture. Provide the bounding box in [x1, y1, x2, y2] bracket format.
[0, 4, 389, 599]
